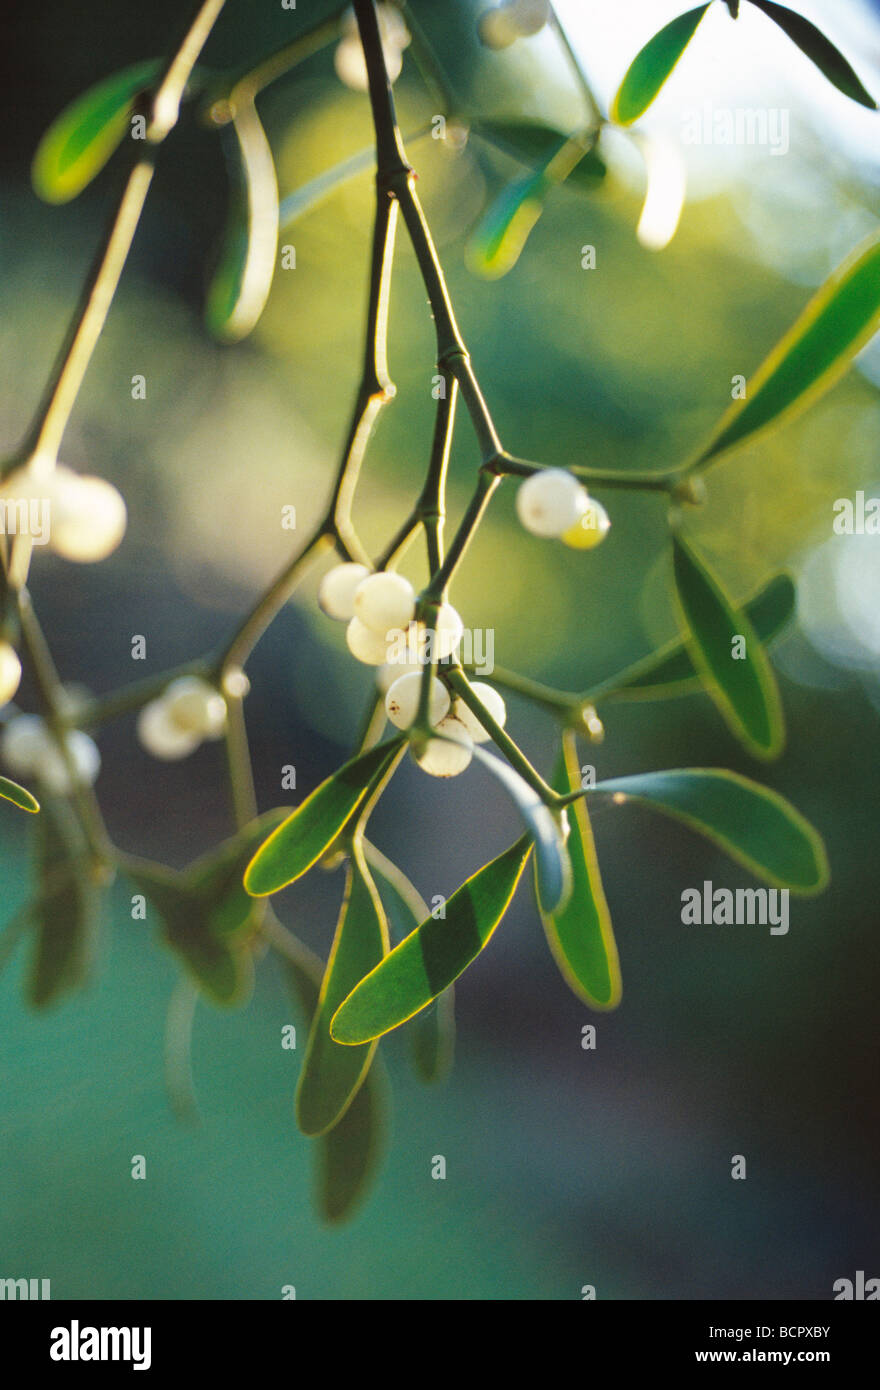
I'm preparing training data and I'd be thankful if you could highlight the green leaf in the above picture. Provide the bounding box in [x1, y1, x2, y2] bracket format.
[0, 774, 40, 813]
[672, 534, 784, 759]
[605, 573, 795, 702]
[205, 100, 279, 343]
[695, 232, 880, 468]
[32, 59, 161, 204]
[474, 120, 607, 190]
[611, 6, 711, 126]
[541, 735, 621, 1010]
[330, 836, 532, 1046]
[472, 746, 571, 913]
[244, 738, 404, 898]
[748, 0, 876, 108]
[592, 769, 829, 893]
[282, 937, 388, 1223]
[187, 808, 287, 935]
[296, 842, 389, 1136]
[365, 841, 455, 1083]
[28, 800, 100, 1008]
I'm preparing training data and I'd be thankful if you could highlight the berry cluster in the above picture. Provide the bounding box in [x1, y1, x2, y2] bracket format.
[478, 0, 551, 50]
[515, 468, 611, 549]
[4, 460, 126, 563]
[137, 677, 229, 761]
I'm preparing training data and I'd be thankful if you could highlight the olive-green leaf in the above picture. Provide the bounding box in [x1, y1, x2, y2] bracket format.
[611, 6, 711, 126]
[28, 800, 100, 1008]
[205, 100, 279, 343]
[282, 934, 387, 1223]
[541, 735, 621, 1010]
[32, 59, 161, 204]
[244, 737, 404, 897]
[330, 836, 532, 1046]
[0, 774, 40, 813]
[695, 232, 880, 468]
[471, 746, 571, 913]
[748, 0, 876, 108]
[187, 808, 288, 935]
[296, 842, 389, 1136]
[365, 841, 455, 1083]
[474, 120, 607, 191]
[604, 573, 795, 702]
[672, 533, 784, 759]
[592, 768, 829, 893]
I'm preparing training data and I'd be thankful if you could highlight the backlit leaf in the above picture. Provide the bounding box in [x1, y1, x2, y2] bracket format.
[28, 800, 99, 1008]
[330, 836, 532, 1046]
[592, 769, 829, 893]
[672, 533, 784, 758]
[0, 775, 40, 813]
[472, 745, 571, 913]
[748, 0, 876, 108]
[611, 6, 711, 126]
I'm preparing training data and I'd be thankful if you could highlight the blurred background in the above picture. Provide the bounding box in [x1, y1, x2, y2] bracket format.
[1, 0, 878, 1299]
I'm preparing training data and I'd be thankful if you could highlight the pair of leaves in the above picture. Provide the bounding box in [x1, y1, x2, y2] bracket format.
[0, 774, 39, 813]
[29, 799, 100, 1008]
[123, 808, 288, 1007]
[612, 1, 875, 129]
[205, 100, 279, 343]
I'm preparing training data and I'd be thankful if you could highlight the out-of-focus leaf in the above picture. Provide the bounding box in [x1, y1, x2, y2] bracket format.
[205, 99, 279, 343]
[365, 841, 455, 1083]
[540, 735, 621, 1010]
[281, 932, 387, 1223]
[672, 534, 784, 759]
[472, 745, 570, 913]
[592, 769, 829, 893]
[695, 232, 880, 468]
[748, 0, 876, 108]
[330, 836, 532, 1046]
[0, 775, 39, 813]
[295, 842, 388, 1136]
[244, 738, 404, 897]
[32, 59, 161, 203]
[187, 808, 287, 934]
[603, 573, 795, 702]
[611, 6, 711, 126]
[474, 120, 607, 190]
[28, 800, 100, 1008]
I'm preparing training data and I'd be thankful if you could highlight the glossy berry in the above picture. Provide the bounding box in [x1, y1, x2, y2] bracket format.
[385, 672, 450, 730]
[137, 700, 201, 761]
[0, 642, 22, 707]
[561, 498, 611, 550]
[431, 602, 464, 659]
[346, 616, 393, 666]
[376, 656, 423, 694]
[318, 562, 371, 621]
[516, 468, 589, 538]
[452, 683, 507, 744]
[354, 571, 416, 635]
[164, 677, 227, 739]
[50, 471, 127, 562]
[414, 717, 473, 777]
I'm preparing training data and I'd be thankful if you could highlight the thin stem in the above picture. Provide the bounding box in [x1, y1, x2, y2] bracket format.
[223, 695, 258, 829]
[215, 531, 331, 675]
[424, 470, 499, 602]
[79, 661, 210, 730]
[223, 17, 341, 107]
[446, 666, 559, 804]
[482, 664, 581, 716]
[497, 453, 680, 493]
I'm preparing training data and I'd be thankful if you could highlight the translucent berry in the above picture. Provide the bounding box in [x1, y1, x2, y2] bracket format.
[50, 472, 127, 562]
[376, 656, 423, 694]
[432, 602, 464, 659]
[318, 562, 371, 621]
[451, 683, 507, 744]
[0, 642, 22, 707]
[1, 715, 99, 792]
[354, 571, 416, 635]
[560, 498, 611, 550]
[385, 672, 450, 730]
[163, 677, 227, 739]
[477, 8, 519, 48]
[414, 717, 473, 777]
[346, 616, 393, 666]
[516, 468, 589, 538]
[137, 700, 201, 761]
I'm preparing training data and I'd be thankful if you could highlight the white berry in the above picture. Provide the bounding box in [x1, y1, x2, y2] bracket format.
[0, 643, 22, 707]
[385, 672, 450, 730]
[516, 468, 589, 538]
[1, 715, 99, 792]
[162, 677, 227, 739]
[477, 8, 519, 48]
[432, 602, 464, 659]
[137, 699, 201, 761]
[504, 0, 550, 36]
[414, 717, 473, 778]
[346, 616, 393, 666]
[50, 472, 127, 562]
[452, 684, 507, 744]
[376, 655, 423, 694]
[318, 562, 371, 621]
[1, 715, 46, 772]
[354, 571, 416, 635]
[561, 498, 611, 550]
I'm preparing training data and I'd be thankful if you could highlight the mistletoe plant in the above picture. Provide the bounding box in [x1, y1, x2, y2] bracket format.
[2, 0, 878, 1221]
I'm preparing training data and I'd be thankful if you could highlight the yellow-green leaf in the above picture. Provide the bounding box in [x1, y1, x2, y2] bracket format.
[205, 99, 279, 343]
[295, 842, 389, 1136]
[541, 734, 621, 1010]
[695, 232, 880, 468]
[32, 59, 160, 203]
[672, 533, 784, 759]
[0, 774, 39, 813]
[611, 6, 711, 126]
[330, 836, 532, 1046]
